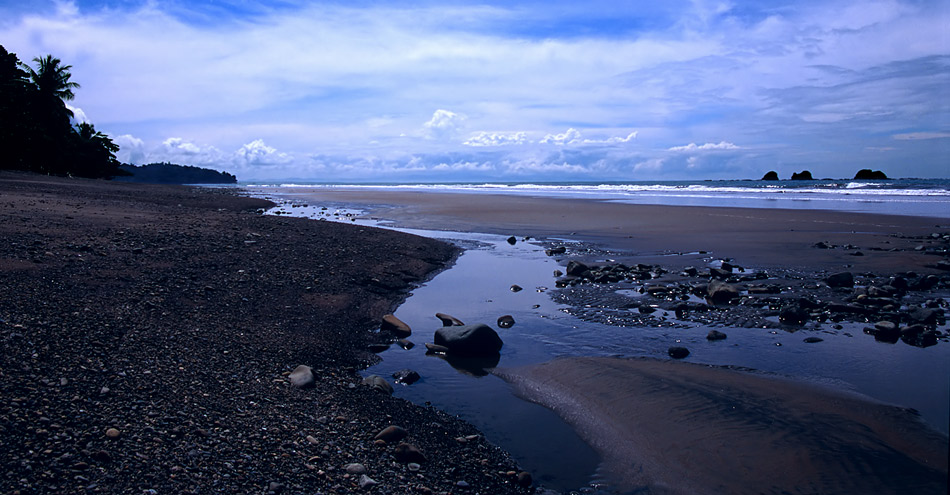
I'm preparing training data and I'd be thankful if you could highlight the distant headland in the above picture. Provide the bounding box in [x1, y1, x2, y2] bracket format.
[115, 163, 237, 184]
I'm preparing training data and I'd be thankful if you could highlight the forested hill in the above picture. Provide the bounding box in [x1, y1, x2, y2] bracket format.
[116, 163, 237, 184]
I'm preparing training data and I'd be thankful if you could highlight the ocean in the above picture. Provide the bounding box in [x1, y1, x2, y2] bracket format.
[243, 178, 950, 219]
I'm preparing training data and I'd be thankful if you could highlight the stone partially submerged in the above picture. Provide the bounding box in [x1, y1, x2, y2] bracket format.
[434, 323, 504, 356]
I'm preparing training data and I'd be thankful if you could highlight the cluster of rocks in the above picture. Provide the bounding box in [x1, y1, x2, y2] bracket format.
[371, 313, 507, 378]
[546, 245, 949, 350]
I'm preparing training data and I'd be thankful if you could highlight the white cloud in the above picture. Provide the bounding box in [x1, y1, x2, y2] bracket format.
[584, 131, 638, 144]
[668, 141, 740, 152]
[233, 139, 292, 166]
[163, 137, 203, 155]
[463, 131, 528, 147]
[892, 132, 950, 140]
[66, 104, 90, 125]
[113, 134, 145, 164]
[541, 128, 582, 145]
[423, 109, 466, 140]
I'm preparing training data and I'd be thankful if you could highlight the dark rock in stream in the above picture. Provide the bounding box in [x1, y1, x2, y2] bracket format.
[707, 330, 728, 341]
[566, 260, 590, 277]
[668, 346, 690, 359]
[381, 314, 412, 337]
[707, 279, 740, 304]
[393, 369, 421, 385]
[497, 315, 516, 328]
[436, 312, 465, 326]
[434, 324, 504, 356]
[825, 272, 855, 288]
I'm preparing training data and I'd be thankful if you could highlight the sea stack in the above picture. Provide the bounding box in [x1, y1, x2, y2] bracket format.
[790, 170, 813, 180]
[854, 169, 888, 180]
[760, 171, 779, 180]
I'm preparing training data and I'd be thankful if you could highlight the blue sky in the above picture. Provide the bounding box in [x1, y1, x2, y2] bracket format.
[1, 0, 948, 181]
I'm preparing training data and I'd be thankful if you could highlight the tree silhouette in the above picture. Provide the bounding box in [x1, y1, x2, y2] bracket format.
[0, 45, 122, 178]
[22, 55, 80, 113]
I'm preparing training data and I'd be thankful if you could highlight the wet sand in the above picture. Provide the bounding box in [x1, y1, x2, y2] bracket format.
[259, 188, 949, 272]
[496, 357, 948, 494]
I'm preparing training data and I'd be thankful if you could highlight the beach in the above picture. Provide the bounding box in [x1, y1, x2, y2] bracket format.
[3, 176, 947, 494]
[0, 173, 529, 494]
[255, 186, 949, 493]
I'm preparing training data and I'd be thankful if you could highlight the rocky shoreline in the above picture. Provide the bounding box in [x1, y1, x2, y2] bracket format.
[544, 235, 949, 351]
[0, 172, 530, 494]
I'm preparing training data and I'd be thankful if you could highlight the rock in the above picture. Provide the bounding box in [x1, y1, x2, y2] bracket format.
[424, 343, 449, 354]
[779, 304, 809, 325]
[803, 337, 824, 343]
[906, 307, 940, 326]
[394, 442, 427, 464]
[361, 375, 394, 395]
[668, 346, 690, 359]
[517, 471, 533, 488]
[710, 267, 732, 280]
[381, 314, 411, 337]
[553, 269, 563, 277]
[374, 425, 408, 444]
[396, 339, 414, 350]
[510, 284, 523, 292]
[707, 279, 740, 304]
[506, 236, 517, 245]
[392, 369, 420, 385]
[105, 428, 121, 439]
[497, 315, 515, 328]
[267, 482, 285, 494]
[813, 241, 831, 249]
[706, 330, 728, 341]
[288, 365, 316, 388]
[435, 313, 464, 326]
[367, 343, 390, 353]
[760, 170, 779, 181]
[825, 272, 854, 288]
[854, 169, 888, 180]
[359, 474, 377, 489]
[565, 260, 590, 277]
[545, 246, 566, 256]
[345, 463, 366, 474]
[791, 170, 813, 180]
[434, 324, 504, 356]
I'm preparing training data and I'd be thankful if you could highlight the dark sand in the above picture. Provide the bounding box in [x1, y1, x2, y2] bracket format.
[0, 173, 529, 494]
[261, 188, 949, 272]
[496, 357, 948, 495]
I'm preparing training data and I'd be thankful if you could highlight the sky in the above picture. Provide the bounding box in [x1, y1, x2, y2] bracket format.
[1, 0, 948, 181]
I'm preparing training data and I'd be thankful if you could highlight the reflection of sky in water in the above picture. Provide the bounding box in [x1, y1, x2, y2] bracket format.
[261, 197, 950, 494]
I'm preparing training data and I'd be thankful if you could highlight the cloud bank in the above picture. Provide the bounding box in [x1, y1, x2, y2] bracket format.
[1, 0, 947, 180]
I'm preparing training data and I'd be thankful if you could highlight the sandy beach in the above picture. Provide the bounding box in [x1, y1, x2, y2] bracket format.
[0, 173, 530, 494]
[259, 187, 949, 273]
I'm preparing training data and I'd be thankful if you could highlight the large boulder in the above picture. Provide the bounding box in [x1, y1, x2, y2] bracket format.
[760, 171, 779, 181]
[434, 323, 503, 356]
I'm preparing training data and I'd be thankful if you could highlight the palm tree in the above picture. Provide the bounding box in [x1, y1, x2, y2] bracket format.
[21, 54, 80, 116]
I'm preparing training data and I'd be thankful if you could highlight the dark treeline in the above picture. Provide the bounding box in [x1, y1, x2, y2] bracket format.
[0, 45, 123, 178]
[116, 163, 237, 184]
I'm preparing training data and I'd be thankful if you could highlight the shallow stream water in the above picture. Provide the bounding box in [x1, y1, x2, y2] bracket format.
[259, 197, 950, 494]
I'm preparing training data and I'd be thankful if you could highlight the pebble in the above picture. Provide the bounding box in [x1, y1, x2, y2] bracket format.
[105, 428, 121, 439]
[359, 474, 377, 489]
[345, 463, 366, 474]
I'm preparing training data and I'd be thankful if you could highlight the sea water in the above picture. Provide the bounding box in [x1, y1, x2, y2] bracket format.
[249, 193, 950, 494]
[243, 178, 950, 219]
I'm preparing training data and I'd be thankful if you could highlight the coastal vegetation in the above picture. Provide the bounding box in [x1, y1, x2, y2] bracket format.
[116, 162, 238, 184]
[0, 45, 123, 179]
